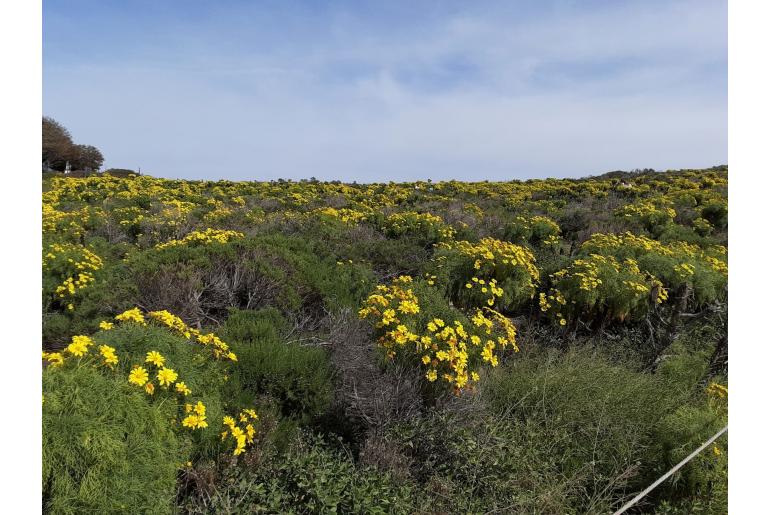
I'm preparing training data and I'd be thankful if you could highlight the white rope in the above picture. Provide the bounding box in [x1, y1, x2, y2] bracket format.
[613, 425, 728, 515]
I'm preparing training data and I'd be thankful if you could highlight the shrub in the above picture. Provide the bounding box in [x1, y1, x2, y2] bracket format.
[358, 276, 519, 394]
[375, 210, 456, 245]
[539, 253, 666, 325]
[221, 311, 334, 423]
[615, 198, 676, 235]
[182, 433, 412, 514]
[579, 232, 728, 307]
[433, 237, 540, 312]
[43, 364, 183, 514]
[700, 201, 728, 229]
[483, 347, 689, 511]
[502, 215, 561, 247]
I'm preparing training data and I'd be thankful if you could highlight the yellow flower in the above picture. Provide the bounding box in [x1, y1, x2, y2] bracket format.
[115, 307, 146, 325]
[145, 382, 155, 395]
[98, 345, 119, 367]
[182, 414, 208, 429]
[145, 351, 166, 367]
[42, 351, 65, 367]
[422, 355, 431, 365]
[99, 321, 114, 330]
[65, 335, 94, 357]
[194, 401, 206, 416]
[157, 367, 179, 387]
[129, 366, 149, 386]
[175, 382, 192, 396]
[426, 369, 438, 382]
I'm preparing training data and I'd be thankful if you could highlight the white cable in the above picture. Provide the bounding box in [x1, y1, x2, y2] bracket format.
[613, 425, 728, 515]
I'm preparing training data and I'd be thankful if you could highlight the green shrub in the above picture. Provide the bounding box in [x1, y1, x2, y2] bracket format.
[183, 433, 412, 514]
[43, 364, 183, 514]
[483, 347, 689, 509]
[502, 215, 561, 247]
[700, 201, 727, 229]
[221, 314, 334, 422]
[85, 324, 233, 459]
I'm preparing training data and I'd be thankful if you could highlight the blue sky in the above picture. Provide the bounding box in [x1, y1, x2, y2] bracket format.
[43, 0, 727, 181]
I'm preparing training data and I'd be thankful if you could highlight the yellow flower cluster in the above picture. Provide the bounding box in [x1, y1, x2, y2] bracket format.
[111, 308, 238, 362]
[437, 237, 540, 308]
[706, 382, 728, 399]
[44, 243, 103, 310]
[42, 351, 65, 368]
[359, 277, 519, 391]
[182, 401, 209, 430]
[221, 408, 259, 455]
[155, 228, 244, 250]
[464, 276, 504, 307]
[115, 307, 147, 325]
[313, 207, 370, 224]
[66, 335, 95, 357]
[543, 254, 665, 324]
[381, 211, 456, 240]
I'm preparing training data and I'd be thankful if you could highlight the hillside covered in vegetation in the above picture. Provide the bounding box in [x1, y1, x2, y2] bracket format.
[42, 167, 727, 513]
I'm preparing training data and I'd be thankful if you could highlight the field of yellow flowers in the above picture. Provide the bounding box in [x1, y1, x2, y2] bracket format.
[42, 167, 727, 513]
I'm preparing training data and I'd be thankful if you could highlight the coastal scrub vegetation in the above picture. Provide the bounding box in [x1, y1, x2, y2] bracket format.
[42, 166, 727, 513]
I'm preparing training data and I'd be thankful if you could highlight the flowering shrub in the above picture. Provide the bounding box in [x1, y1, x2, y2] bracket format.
[615, 198, 676, 233]
[44, 307, 259, 459]
[503, 215, 561, 247]
[155, 228, 244, 250]
[434, 237, 540, 312]
[539, 254, 666, 324]
[579, 232, 727, 305]
[358, 276, 519, 392]
[43, 242, 103, 311]
[312, 206, 370, 224]
[375, 211, 456, 243]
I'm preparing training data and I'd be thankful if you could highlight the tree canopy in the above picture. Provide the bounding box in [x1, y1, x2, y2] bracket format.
[42, 117, 104, 172]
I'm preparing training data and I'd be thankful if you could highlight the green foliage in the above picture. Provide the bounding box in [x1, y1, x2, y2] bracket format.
[93, 324, 231, 459]
[220, 310, 334, 423]
[183, 433, 412, 514]
[43, 364, 183, 514]
[486, 347, 683, 486]
[502, 214, 561, 247]
[700, 201, 727, 229]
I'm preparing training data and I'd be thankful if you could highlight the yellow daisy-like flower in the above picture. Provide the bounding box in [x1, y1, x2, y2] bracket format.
[65, 335, 93, 357]
[99, 345, 119, 367]
[42, 351, 65, 367]
[145, 351, 165, 367]
[175, 382, 192, 396]
[99, 321, 114, 330]
[422, 355, 431, 365]
[157, 367, 178, 387]
[128, 366, 149, 386]
[145, 382, 155, 395]
[182, 414, 208, 429]
[194, 401, 206, 417]
[426, 369, 438, 382]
